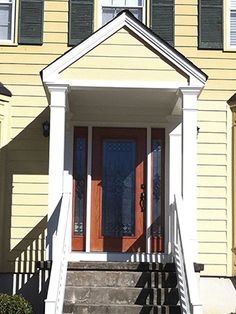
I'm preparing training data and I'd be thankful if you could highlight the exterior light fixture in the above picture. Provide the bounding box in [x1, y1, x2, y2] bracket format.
[42, 120, 50, 137]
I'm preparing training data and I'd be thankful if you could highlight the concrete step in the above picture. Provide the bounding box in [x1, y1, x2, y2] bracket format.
[68, 262, 176, 272]
[63, 303, 181, 314]
[66, 270, 177, 288]
[64, 287, 179, 306]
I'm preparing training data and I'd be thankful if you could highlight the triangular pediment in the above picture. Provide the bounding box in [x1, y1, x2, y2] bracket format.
[42, 11, 207, 87]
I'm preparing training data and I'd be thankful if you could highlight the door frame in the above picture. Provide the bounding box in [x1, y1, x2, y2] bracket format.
[72, 126, 165, 254]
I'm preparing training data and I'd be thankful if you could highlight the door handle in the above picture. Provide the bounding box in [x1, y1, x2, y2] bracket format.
[140, 191, 146, 212]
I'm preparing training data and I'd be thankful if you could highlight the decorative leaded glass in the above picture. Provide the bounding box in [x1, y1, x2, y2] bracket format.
[152, 140, 162, 237]
[102, 140, 136, 237]
[74, 138, 86, 235]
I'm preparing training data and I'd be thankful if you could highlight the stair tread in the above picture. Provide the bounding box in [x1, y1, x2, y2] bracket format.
[68, 262, 176, 272]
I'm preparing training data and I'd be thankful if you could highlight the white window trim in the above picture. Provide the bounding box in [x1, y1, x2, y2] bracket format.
[0, 0, 16, 44]
[225, 0, 236, 50]
[97, 0, 146, 28]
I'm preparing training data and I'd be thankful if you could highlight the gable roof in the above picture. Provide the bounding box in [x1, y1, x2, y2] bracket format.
[41, 10, 207, 86]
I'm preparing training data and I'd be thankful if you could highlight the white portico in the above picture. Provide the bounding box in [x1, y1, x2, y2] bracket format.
[41, 11, 207, 262]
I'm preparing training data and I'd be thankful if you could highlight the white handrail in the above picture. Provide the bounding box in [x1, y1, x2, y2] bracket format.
[45, 191, 71, 314]
[172, 195, 203, 314]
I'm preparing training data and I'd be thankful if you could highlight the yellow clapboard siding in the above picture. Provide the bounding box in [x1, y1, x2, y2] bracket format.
[69, 55, 178, 71]
[175, 15, 198, 25]
[10, 96, 47, 106]
[11, 238, 45, 250]
[12, 205, 48, 216]
[9, 86, 46, 97]
[175, 36, 197, 47]
[197, 122, 226, 133]
[44, 11, 68, 22]
[176, 0, 197, 4]
[44, 1, 68, 11]
[198, 198, 226, 209]
[197, 165, 226, 176]
[60, 68, 187, 82]
[0, 75, 41, 85]
[197, 220, 227, 231]
[0, 53, 58, 64]
[198, 132, 226, 143]
[197, 209, 227, 220]
[198, 231, 227, 242]
[197, 101, 227, 111]
[13, 174, 48, 183]
[0, 64, 45, 75]
[205, 79, 236, 90]
[198, 176, 226, 187]
[12, 216, 45, 228]
[199, 242, 227, 253]
[11, 226, 46, 239]
[193, 57, 236, 69]
[197, 154, 227, 165]
[44, 22, 68, 32]
[11, 106, 45, 117]
[198, 111, 227, 122]
[10, 150, 48, 162]
[197, 187, 226, 198]
[175, 5, 198, 15]
[200, 264, 227, 276]
[44, 32, 68, 43]
[175, 25, 197, 36]
[0, 44, 68, 55]
[12, 194, 48, 206]
[13, 183, 48, 194]
[198, 253, 227, 265]
[198, 143, 226, 154]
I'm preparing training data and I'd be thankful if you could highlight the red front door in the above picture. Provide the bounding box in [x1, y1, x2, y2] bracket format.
[90, 128, 146, 252]
[72, 127, 165, 253]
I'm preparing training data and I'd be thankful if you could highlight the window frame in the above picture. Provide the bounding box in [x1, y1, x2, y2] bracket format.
[226, 0, 236, 49]
[98, 0, 146, 27]
[0, 0, 16, 44]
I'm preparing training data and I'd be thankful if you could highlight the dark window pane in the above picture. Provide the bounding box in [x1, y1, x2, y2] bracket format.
[102, 140, 136, 237]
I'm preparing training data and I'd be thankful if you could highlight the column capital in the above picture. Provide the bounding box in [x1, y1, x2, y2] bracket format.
[177, 87, 202, 97]
[47, 83, 70, 94]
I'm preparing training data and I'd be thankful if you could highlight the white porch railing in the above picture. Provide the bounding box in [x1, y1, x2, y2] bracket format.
[171, 195, 202, 314]
[45, 191, 71, 314]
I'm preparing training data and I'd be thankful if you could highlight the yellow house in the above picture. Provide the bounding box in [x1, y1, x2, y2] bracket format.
[0, 0, 236, 313]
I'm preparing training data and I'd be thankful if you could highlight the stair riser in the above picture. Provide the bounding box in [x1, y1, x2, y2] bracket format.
[63, 304, 181, 314]
[64, 287, 179, 306]
[66, 271, 177, 288]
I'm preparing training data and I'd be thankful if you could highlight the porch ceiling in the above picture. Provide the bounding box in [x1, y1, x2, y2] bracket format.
[69, 87, 178, 124]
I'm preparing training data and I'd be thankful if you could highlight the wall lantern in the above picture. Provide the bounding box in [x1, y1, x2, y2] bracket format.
[42, 120, 50, 137]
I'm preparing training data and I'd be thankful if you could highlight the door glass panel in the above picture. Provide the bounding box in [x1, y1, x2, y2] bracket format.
[102, 139, 136, 237]
[152, 139, 162, 237]
[74, 137, 86, 236]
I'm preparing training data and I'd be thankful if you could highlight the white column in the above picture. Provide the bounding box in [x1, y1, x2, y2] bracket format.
[47, 84, 69, 258]
[180, 87, 201, 261]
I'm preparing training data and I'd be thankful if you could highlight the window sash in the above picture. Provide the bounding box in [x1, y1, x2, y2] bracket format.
[101, 0, 144, 25]
[0, 0, 14, 41]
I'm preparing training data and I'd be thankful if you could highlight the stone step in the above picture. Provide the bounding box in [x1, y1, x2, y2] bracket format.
[68, 262, 176, 272]
[63, 303, 181, 314]
[64, 287, 179, 306]
[66, 270, 177, 288]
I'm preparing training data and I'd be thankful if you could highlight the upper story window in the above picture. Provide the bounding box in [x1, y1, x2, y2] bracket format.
[0, 0, 15, 42]
[102, 0, 144, 25]
[0, 0, 43, 45]
[229, 0, 236, 47]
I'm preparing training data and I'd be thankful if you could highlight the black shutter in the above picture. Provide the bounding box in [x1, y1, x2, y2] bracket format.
[18, 0, 44, 44]
[151, 0, 174, 46]
[199, 0, 223, 49]
[69, 0, 94, 46]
